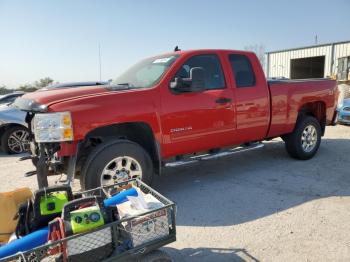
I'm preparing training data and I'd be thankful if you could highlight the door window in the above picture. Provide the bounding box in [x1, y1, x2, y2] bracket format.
[229, 54, 256, 87]
[174, 55, 225, 90]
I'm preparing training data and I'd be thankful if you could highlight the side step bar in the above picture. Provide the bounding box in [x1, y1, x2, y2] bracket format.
[164, 142, 264, 168]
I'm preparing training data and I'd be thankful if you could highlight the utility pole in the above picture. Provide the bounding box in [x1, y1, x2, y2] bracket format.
[315, 35, 318, 45]
[98, 44, 102, 81]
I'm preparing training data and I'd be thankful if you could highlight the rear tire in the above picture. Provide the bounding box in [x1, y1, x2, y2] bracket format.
[80, 139, 154, 190]
[284, 116, 321, 160]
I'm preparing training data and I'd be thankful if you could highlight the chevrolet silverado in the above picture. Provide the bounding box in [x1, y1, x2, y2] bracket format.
[14, 49, 338, 189]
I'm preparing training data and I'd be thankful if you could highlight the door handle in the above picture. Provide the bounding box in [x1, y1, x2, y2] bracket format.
[215, 97, 232, 104]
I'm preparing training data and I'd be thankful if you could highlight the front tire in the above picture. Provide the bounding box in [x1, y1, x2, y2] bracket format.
[80, 139, 154, 190]
[284, 116, 321, 160]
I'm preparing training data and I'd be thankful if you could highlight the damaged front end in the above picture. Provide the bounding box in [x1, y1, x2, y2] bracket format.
[15, 97, 77, 188]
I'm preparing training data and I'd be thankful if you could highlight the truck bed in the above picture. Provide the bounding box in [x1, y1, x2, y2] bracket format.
[267, 78, 337, 138]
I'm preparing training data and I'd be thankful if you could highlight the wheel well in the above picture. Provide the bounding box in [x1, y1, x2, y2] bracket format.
[298, 101, 326, 135]
[77, 122, 160, 175]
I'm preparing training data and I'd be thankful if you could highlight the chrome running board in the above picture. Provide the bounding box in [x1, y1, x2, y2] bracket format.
[164, 142, 264, 168]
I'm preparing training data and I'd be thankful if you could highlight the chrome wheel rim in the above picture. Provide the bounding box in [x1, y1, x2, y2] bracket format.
[101, 156, 142, 186]
[8, 129, 30, 153]
[301, 125, 317, 152]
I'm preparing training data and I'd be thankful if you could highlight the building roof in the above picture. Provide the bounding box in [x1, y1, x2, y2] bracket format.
[266, 40, 350, 54]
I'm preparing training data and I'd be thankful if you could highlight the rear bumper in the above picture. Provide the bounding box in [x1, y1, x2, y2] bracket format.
[331, 111, 338, 126]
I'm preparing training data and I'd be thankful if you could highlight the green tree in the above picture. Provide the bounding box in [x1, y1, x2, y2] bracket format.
[0, 86, 13, 95]
[18, 84, 38, 92]
[34, 77, 54, 89]
[18, 77, 55, 92]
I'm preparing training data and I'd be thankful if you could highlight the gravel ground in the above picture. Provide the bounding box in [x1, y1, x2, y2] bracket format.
[0, 125, 349, 261]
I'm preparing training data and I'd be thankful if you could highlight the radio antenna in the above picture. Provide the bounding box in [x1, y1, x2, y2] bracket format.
[98, 44, 102, 81]
[174, 46, 181, 52]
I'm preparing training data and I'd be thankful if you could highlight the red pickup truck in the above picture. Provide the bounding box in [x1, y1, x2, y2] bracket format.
[15, 49, 338, 189]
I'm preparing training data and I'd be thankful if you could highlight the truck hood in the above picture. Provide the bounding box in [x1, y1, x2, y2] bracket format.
[14, 84, 118, 112]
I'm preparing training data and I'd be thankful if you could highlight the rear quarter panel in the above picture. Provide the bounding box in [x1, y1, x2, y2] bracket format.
[267, 79, 337, 138]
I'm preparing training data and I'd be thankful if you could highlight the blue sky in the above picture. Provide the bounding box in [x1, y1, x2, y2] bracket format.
[0, 0, 349, 88]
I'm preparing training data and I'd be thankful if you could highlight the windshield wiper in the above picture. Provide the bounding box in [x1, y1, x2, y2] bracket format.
[106, 82, 134, 91]
[116, 83, 136, 88]
[116, 83, 131, 86]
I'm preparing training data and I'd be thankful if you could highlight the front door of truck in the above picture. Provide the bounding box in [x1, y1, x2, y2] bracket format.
[227, 53, 270, 142]
[160, 54, 236, 157]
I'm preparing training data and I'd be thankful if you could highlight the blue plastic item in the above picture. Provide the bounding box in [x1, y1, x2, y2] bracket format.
[0, 227, 48, 259]
[0, 187, 138, 259]
[104, 187, 138, 206]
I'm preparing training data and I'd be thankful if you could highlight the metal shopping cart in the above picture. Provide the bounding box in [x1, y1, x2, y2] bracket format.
[0, 179, 176, 262]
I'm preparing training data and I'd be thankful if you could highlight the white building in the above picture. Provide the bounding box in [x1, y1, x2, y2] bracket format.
[265, 40, 350, 81]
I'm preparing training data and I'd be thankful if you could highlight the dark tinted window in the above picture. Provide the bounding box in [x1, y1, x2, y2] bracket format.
[229, 54, 256, 87]
[175, 55, 225, 90]
[0, 95, 20, 104]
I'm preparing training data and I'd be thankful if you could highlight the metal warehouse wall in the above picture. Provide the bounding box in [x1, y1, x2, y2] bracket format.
[266, 41, 350, 79]
[334, 42, 350, 72]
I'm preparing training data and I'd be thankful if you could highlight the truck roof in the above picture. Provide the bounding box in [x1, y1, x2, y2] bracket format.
[158, 48, 256, 57]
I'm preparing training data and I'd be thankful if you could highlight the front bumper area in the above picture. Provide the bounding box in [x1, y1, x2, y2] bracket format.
[32, 142, 77, 188]
[19, 106, 79, 188]
[25, 110, 78, 188]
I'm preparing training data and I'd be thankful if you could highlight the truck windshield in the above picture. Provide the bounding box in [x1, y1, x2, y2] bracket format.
[112, 54, 179, 88]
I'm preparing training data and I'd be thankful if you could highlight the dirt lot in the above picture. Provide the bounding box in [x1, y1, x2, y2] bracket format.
[0, 125, 349, 261]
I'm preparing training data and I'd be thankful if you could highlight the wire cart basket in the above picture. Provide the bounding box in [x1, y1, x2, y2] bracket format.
[0, 179, 176, 262]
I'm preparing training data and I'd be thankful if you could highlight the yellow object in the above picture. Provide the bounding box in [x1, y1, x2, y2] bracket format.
[63, 128, 73, 139]
[62, 114, 71, 126]
[0, 188, 32, 244]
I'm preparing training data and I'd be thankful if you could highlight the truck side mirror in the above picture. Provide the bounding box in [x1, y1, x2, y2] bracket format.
[170, 67, 206, 92]
[189, 67, 205, 91]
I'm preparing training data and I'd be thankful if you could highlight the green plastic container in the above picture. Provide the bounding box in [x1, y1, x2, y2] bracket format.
[39, 192, 69, 215]
[70, 206, 105, 234]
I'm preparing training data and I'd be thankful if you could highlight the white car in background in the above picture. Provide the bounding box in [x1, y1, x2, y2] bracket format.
[0, 92, 25, 105]
[0, 103, 28, 154]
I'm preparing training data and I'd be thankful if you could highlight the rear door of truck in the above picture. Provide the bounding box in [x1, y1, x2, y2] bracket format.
[224, 51, 270, 142]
